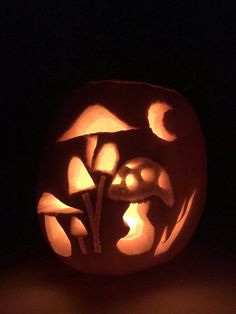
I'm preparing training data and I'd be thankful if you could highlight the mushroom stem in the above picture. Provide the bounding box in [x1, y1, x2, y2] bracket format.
[82, 192, 101, 253]
[95, 175, 106, 231]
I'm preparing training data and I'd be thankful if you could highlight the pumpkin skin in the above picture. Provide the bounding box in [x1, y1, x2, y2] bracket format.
[37, 80, 206, 276]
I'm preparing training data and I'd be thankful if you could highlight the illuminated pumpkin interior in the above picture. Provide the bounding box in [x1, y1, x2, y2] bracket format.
[86, 135, 98, 168]
[155, 189, 196, 255]
[68, 156, 96, 194]
[94, 142, 119, 174]
[70, 216, 87, 236]
[58, 104, 135, 142]
[112, 174, 122, 185]
[37, 192, 82, 214]
[117, 202, 154, 255]
[125, 173, 138, 190]
[148, 101, 177, 141]
[44, 215, 72, 257]
[70, 216, 88, 255]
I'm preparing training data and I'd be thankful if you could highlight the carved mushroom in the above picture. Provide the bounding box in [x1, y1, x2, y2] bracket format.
[37, 80, 206, 275]
[108, 157, 175, 255]
[108, 157, 174, 206]
[37, 192, 86, 257]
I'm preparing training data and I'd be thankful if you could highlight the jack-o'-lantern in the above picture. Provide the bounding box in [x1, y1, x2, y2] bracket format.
[37, 80, 206, 275]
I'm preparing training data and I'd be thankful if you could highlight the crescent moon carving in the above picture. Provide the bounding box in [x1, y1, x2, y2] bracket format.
[148, 101, 177, 141]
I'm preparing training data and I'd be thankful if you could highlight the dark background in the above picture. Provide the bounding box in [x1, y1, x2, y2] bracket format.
[1, 1, 235, 313]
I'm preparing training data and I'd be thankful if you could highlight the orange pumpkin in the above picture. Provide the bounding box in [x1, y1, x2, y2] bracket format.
[37, 80, 206, 275]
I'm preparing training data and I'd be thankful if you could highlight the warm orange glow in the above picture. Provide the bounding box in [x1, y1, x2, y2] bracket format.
[45, 215, 72, 257]
[141, 168, 155, 182]
[70, 216, 87, 236]
[159, 226, 168, 243]
[117, 202, 154, 255]
[158, 171, 170, 190]
[157, 170, 175, 207]
[154, 189, 196, 255]
[94, 143, 119, 174]
[148, 101, 177, 141]
[112, 174, 122, 185]
[37, 192, 82, 214]
[68, 156, 95, 194]
[58, 104, 135, 142]
[122, 205, 143, 239]
[177, 199, 187, 223]
[86, 135, 98, 168]
[126, 160, 142, 169]
[125, 173, 138, 190]
[109, 157, 174, 206]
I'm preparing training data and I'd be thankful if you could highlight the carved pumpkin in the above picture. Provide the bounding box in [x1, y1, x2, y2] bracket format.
[37, 80, 206, 275]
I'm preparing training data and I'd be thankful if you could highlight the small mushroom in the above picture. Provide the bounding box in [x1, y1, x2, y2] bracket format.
[37, 192, 83, 215]
[108, 157, 174, 207]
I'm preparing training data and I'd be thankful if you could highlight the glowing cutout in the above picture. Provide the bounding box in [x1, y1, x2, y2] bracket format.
[148, 101, 177, 141]
[125, 174, 138, 190]
[117, 202, 154, 255]
[154, 189, 196, 255]
[58, 104, 135, 142]
[37, 192, 82, 214]
[45, 215, 72, 257]
[94, 143, 119, 174]
[86, 135, 98, 168]
[70, 216, 87, 236]
[112, 174, 122, 185]
[68, 156, 95, 194]
[126, 160, 142, 169]
[177, 199, 187, 223]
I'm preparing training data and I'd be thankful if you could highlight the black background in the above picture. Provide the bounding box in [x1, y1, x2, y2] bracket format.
[1, 1, 235, 313]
